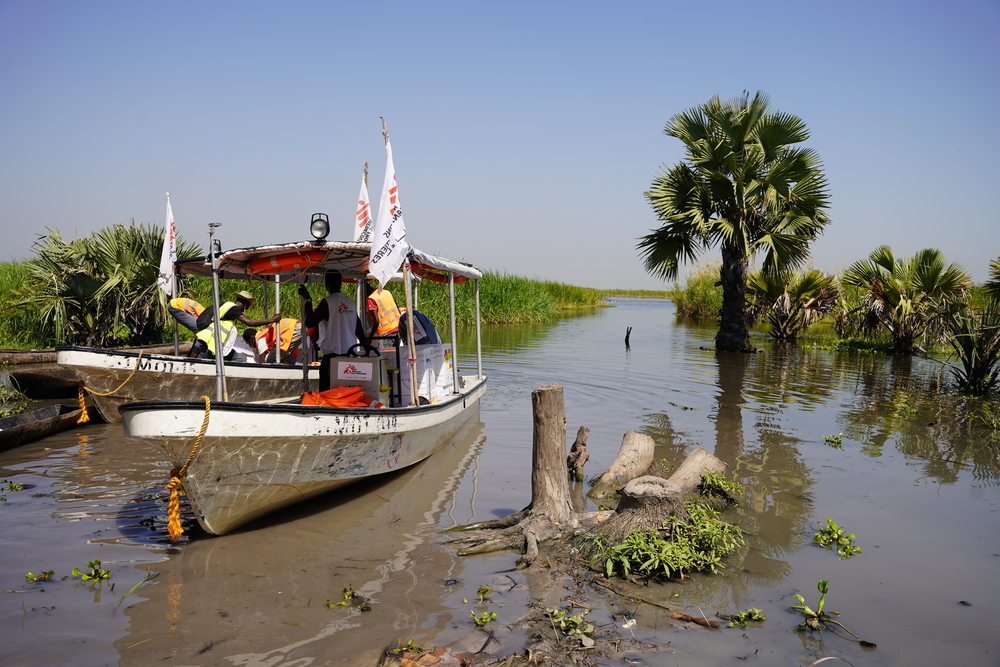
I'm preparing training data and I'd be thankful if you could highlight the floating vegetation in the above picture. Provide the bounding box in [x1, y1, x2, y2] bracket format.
[814, 517, 862, 559]
[824, 433, 845, 449]
[791, 580, 875, 647]
[71, 559, 111, 582]
[722, 607, 767, 628]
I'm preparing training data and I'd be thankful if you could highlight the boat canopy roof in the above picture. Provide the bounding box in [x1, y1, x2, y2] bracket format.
[175, 240, 482, 283]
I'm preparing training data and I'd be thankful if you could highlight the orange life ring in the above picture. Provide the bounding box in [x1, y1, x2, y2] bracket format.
[411, 265, 468, 284]
[248, 249, 327, 275]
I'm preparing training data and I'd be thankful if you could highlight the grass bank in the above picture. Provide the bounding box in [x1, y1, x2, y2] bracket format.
[0, 262, 610, 348]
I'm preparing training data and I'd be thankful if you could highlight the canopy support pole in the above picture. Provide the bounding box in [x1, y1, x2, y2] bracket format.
[449, 273, 459, 394]
[208, 223, 228, 402]
[402, 262, 419, 407]
[475, 278, 482, 378]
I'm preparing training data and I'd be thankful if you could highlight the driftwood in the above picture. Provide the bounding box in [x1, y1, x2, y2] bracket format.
[588, 430, 655, 499]
[566, 426, 589, 482]
[449, 385, 730, 572]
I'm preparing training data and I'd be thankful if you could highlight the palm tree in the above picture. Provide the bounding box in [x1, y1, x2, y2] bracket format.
[17, 222, 201, 347]
[841, 246, 971, 354]
[638, 91, 831, 352]
[983, 256, 1000, 302]
[942, 299, 1000, 395]
[746, 269, 838, 341]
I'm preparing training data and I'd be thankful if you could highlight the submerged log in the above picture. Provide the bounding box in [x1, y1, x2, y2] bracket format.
[566, 426, 590, 482]
[588, 430, 655, 499]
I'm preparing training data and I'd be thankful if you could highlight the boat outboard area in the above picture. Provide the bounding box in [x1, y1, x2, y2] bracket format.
[107, 236, 487, 536]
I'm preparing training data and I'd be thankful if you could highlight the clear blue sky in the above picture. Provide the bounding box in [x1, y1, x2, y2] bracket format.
[2, 0, 998, 288]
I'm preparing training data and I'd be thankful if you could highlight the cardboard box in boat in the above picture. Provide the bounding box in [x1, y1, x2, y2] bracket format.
[328, 356, 390, 405]
[381, 344, 453, 406]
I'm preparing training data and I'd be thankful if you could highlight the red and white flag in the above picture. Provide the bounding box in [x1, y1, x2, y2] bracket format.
[157, 192, 177, 297]
[369, 135, 410, 289]
[353, 163, 373, 243]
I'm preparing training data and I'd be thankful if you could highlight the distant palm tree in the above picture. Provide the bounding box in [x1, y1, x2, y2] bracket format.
[746, 269, 838, 341]
[18, 222, 201, 347]
[841, 246, 971, 354]
[983, 256, 1000, 303]
[638, 91, 831, 352]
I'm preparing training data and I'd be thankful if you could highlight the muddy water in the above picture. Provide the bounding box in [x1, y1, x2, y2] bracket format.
[2, 298, 999, 666]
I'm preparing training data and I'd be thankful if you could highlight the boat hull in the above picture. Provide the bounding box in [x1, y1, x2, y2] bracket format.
[56, 347, 319, 423]
[121, 375, 487, 535]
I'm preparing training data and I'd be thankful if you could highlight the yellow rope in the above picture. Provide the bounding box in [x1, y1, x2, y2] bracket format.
[76, 351, 145, 424]
[166, 395, 212, 542]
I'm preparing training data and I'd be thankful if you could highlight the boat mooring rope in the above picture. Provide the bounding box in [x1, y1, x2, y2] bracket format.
[166, 395, 212, 542]
[76, 351, 145, 424]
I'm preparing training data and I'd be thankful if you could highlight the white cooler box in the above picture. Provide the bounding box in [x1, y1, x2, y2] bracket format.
[328, 356, 390, 406]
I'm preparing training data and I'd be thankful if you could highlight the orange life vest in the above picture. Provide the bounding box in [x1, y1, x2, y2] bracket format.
[256, 318, 301, 359]
[368, 289, 402, 336]
[169, 297, 205, 316]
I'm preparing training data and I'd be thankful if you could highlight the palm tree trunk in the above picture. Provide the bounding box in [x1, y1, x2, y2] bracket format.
[716, 246, 754, 352]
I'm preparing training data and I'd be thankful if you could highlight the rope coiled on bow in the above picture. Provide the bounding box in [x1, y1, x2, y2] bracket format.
[166, 395, 212, 542]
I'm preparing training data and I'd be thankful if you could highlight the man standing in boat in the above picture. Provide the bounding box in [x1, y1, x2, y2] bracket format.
[188, 291, 281, 360]
[364, 281, 402, 341]
[299, 271, 369, 389]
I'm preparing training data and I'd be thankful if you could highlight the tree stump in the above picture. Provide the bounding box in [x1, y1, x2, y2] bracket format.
[588, 430, 655, 499]
[566, 426, 590, 482]
[448, 384, 578, 567]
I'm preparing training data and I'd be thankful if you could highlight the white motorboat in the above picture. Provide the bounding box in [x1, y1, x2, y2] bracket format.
[120, 232, 487, 536]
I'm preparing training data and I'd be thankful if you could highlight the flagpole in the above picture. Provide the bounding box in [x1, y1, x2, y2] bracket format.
[380, 118, 419, 406]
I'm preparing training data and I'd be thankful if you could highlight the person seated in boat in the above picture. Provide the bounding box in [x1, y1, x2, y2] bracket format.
[167, 296, 205, 333]
[244, 319, 303, 364]
[299, 271, 368, 389]
[188, 291, 281, 360]
[363, 281, 402, 341]
[398, 309, 440, 346]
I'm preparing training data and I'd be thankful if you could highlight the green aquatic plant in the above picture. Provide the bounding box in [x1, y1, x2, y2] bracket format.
[390, 639, 424, 655]
[3, 480, 26, 492]
[476, 584, 495, 603]
[597, 501, 744, 579]
[791, 580, 875, 647]
[470, 610, 497, 627]
[723, 607, 767, 627]
[71, 559, 111, 582]
[327, 586, 371, 611]
[25, 570, 54, 583]
[544, 608, 595, 637]
[699, 471, 743, 502]
[823, 433, 844, 448]
[814, 517, 862, 559]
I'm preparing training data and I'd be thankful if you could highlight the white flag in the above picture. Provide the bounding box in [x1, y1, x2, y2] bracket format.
[353, 163, 373, 242]
[369, 138, 410, 288]
[157, 192, 177, 297]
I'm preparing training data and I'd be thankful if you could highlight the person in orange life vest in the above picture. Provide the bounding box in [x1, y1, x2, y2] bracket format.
[299, 271, 369, 389]
[245, 319, 302, 364]
[188, 291, 280, 359]
[364, 281, 402, 338]
[168, 296, 205, 333]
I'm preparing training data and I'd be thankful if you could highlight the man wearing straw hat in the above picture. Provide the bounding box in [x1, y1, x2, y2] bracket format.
[189, 290, 281, 360]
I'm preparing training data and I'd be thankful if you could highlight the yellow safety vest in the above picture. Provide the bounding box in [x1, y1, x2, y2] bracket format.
[196, 302, 238, 356]
[369, 289, 402, 336]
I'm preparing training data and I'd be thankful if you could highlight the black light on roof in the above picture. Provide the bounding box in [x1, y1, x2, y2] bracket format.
[309, 213, 330, 241]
